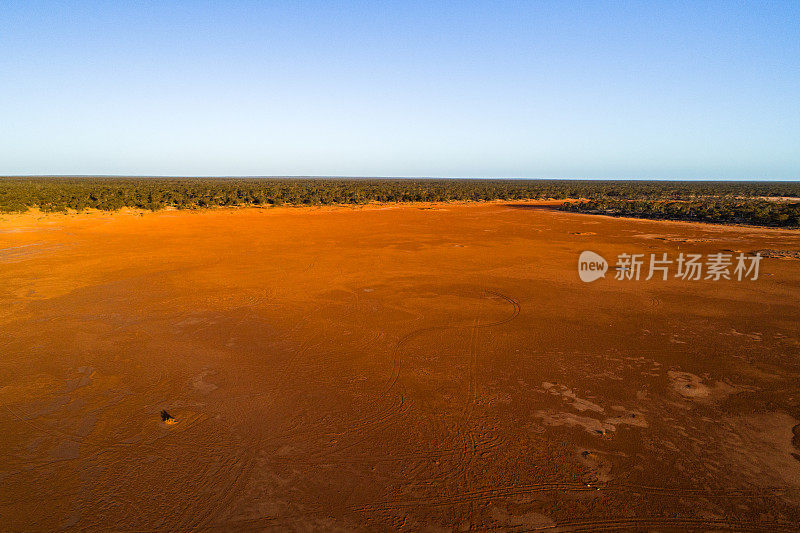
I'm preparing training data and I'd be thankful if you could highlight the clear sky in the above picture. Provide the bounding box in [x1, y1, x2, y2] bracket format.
[1, 1, 798, 179]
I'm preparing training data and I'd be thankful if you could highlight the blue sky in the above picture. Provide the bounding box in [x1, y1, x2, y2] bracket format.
[1, 1, 798, 179]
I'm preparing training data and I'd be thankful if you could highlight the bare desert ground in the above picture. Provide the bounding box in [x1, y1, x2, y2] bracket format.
[1, 202, 800, 531]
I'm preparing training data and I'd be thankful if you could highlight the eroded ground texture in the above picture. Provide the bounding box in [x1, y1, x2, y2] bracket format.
[1, 203, 800, 531]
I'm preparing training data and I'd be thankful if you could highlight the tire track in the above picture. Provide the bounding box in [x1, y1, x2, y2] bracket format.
[539, 516, 799, 532]
[383, 288, 520, 396]
[354, 481, 791, 513]
[464, 316, 480, 531]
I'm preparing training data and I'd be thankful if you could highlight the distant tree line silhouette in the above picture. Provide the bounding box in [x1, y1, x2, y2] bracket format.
[0, 178, 798, 227]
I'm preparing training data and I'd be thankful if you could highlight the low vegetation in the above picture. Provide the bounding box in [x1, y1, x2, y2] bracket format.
[1, 177, 799, 227]
[560, 198, 800, 227]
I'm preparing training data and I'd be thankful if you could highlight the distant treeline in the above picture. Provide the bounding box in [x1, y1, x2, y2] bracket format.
[560, 198, 800, 227]
[1, 178, 800, 220]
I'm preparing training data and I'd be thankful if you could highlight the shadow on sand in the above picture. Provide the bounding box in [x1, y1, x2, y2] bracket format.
[503, 203, 563, 211]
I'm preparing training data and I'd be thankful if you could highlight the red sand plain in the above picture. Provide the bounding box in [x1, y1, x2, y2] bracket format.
[1, 202, 800, 531]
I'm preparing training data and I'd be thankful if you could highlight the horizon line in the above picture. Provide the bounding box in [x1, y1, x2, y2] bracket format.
[2, 175, 799, 183]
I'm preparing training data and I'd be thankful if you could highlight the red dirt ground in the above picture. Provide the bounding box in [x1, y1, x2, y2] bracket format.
[1, 202, 799, 531]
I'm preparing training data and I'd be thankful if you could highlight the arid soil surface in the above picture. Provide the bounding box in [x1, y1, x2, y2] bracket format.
[2, 202, 800, 531]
